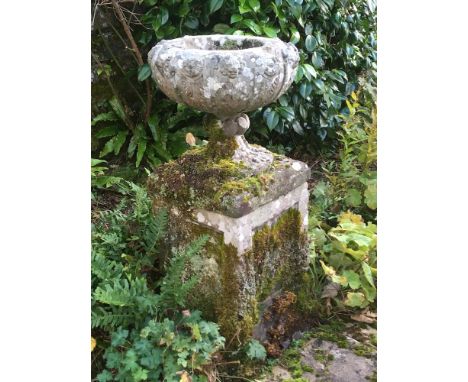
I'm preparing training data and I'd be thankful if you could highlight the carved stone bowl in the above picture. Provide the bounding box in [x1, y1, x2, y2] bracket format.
[148, 35, 299, 135]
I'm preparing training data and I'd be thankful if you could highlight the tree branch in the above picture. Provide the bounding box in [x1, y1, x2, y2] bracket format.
[111, 0, 152, 122]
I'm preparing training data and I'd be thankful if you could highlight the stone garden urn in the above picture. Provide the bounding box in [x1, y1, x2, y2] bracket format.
[147, 35, 311, 348]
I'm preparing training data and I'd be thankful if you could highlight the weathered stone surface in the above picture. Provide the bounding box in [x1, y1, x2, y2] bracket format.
[146, 35, 309, 345]
[299, 337, 376, 382]
[148, 35, 299, 121]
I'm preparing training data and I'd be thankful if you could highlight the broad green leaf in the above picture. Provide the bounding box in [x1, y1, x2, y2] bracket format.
[184, 16, 199, 29]
[246, 339, 267, 360]
[277, 106, 295, 121]
[313, 79, 325, 91]
[209, 0, 224, 14]
[345, 188, 362, 207]
[148, 115, 160, 142]
[312, 52, 324, 68]
[362, 262, 375, 288]
[302, 63, 317, 79]
[364, 182, 377, 209]
[292, 121, 304, 135]
[230, 14, 242, 23]
[361, 277, 376, 302]
[290, 29, 300, 44]
[342, 270, 361, 290]
[294, 65, 304, 82]
[213, 23, 230, 33]
[108, 97, 126, 121]
[99, 130, 128, 157]
[265, 110, 280, 131]
[344, 292, 366, 308]
[305, 35, 318, 52]
[91, 112, 117, 126]
[299, 82, 313, 99]
[137, 64, 151, 81]
[159, 7, 169, 26]
[263, 26, 278, 38]
[95, 125, 120, 139]
[96, 370, 113, 382]
[242, 19, 262, 34]
[248, 0, 261, 12]
[136, 140, 147, 167]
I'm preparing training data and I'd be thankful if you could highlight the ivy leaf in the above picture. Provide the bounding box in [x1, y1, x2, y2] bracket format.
[246, 339, 266, 360]
[344, 292, 366, 308]
[209, 0, 224, 14]
[137, 64, 151, 82]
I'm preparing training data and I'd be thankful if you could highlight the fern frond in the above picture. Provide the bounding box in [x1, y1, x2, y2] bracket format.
[143, 209, 168, 252]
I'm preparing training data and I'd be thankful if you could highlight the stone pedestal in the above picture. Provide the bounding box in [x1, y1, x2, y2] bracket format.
[147, 130, 310, 344]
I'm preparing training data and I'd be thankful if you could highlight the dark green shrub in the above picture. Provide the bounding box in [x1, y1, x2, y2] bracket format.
[91, 0, 376, 168]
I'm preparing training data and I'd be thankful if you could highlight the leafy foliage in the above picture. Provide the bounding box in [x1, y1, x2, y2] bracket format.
[310, 82, 377, 223]
[316, 211, 377, 308]
[245, 339, 267, 361]
[91, 182, 225, 381]
[307, 85, 377, 311]
[92, 0, 377, 168]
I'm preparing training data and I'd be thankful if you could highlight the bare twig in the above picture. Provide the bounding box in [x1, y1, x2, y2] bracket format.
[97, 25, 146, 105]
[111, 0, 152, 122]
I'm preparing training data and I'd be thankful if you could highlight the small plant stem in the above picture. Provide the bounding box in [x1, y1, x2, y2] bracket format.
[97, 25, 146, 105]
[111, 0, 152, 122]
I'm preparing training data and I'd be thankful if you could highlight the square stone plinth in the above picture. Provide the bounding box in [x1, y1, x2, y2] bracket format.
[147, 139, 310, 344]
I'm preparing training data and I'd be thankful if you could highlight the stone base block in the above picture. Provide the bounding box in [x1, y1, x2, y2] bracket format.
[148, 135, 310, 344]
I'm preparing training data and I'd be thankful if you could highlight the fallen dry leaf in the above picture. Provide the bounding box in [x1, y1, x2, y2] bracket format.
[185, 132, 196, 146]
[178, 371, 192, 382]
[351, 310, 377, 324]
[91, 337, 96, 352]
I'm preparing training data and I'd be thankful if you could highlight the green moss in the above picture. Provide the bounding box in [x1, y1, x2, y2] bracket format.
[252, 209, 308, 301]
[314, 349, 334, 363]
[147, 121, 291, 213]
[353, 343, 375, 358]
[312, 321, 349, 349]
